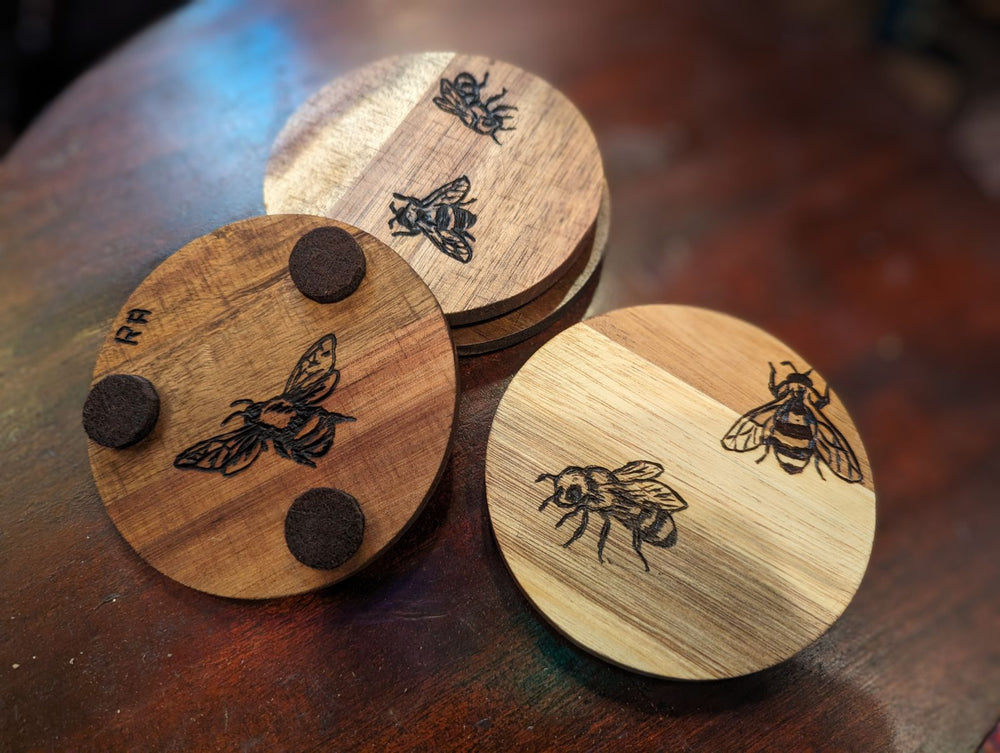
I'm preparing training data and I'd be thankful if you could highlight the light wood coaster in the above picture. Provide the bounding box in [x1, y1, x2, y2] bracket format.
[486, 305, 876, 679]
[264, 52, 605, 325]
[452, 183, 610, 356]
[86, 215, 457, 598]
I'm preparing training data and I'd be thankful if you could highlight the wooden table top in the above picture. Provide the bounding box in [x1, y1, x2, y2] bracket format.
[1, 1, 997, 750]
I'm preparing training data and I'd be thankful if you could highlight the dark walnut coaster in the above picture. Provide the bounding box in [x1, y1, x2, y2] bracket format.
[264, 52, 605, 326]
[485, 305, 876, 680]
[451, 183, 610, 356]
[86, 215, 457, 599]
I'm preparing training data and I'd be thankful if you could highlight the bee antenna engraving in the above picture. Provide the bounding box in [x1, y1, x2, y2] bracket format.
[535, 473, 557, 483]
[221, 409, 246, 426]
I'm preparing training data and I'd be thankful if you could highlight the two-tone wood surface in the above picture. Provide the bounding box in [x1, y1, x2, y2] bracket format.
[453, 184, 610, 355]
[88, 216, 457, 598]
[1, 1, 998, 750]
[264, 53, 604, 324]
[487, 306, 874, 679]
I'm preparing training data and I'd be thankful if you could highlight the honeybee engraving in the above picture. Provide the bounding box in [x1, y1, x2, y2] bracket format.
[535, 461, 688, 572]
[722, 361, 863, 482]
[433, 71, 517, 144]
[174, 333, 354, 477]
[388, 175, 478, 263]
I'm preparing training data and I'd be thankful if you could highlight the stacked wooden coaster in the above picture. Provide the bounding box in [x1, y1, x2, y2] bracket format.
[485, 305, 876, 679]
[264, 53, 608, 354]
[84, 216, 456, 598]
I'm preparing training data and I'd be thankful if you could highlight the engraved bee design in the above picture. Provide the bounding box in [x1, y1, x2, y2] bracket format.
[535, 461, 688, 572]
[722, 361, 863, 482]
[174, 334, 354, 477]
[433, 71, 517, 144]
[388, 175, 478, 263]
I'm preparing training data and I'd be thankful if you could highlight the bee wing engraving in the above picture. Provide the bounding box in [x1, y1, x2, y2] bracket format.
[612, 460, 664, 481]
[173, 425, 267, 477]
[722, 398, 783, 451]
[283, 333, 340, 404]
[813, 408, 864, 482]
[433, 80, 470, 118]
[424, 225, 474, 263]
[620, 479, 688, 513]
[420, 175, 472, 207]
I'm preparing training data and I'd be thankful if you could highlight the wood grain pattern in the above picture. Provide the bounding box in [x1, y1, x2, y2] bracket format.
[1, 0, 998, 750]
[89, 215, 457, 598]
[452, 183, 610, 355]
[264, 53, 604, 324]
[487, 306, 875, 679]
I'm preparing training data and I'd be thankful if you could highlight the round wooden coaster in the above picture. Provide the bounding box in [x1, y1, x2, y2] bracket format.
[452, 183, 610, 356]
[263, 52, 604, 325]
[486, 305, 876, 680]
[86, 215, 457, 598]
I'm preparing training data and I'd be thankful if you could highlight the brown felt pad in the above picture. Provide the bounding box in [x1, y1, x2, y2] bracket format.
[289, 226, 367, 304]
[82, 374, 160, 448]
[284, 487, 365, 570]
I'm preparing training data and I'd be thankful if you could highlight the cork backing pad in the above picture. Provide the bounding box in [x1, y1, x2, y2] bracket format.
[264, 52, 604, 325]
[88, 215, 457, 598]
[486, 305, 876, 679]
[452, 183, 610, 356]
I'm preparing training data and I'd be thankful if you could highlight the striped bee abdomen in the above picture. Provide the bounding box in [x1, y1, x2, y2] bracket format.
[640, 508, 679, 548]
[770, 402, 815, 474]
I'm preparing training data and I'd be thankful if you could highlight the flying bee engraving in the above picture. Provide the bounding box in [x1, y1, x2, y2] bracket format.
[722, 361, 863, 482]
[433, 71, 517, 144]
[535, 461, 688, 572]
[174, 333, 354, 477]
[388, 175, 477, 263]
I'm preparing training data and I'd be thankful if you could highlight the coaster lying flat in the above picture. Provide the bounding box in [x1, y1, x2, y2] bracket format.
[86, 215, 457, 598]
[264, 52, 604, 325]
[452, 183, 610, 356]
[486, 305, 876, 679]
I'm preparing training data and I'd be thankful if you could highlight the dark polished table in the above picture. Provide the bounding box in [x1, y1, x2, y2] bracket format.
[2, 1, 998, 750]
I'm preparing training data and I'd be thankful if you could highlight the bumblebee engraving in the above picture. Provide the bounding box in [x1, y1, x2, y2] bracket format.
[388, 175, 478, 263]
[174, 333, 354, 477]
[535, 461, 688, 572]
[433, 71, 517, 144]
[722, 361, 863, 482]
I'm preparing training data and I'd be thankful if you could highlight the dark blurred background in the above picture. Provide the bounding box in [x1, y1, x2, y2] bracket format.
[2, 0, 1000, 198]
[0, 0, 185, 153]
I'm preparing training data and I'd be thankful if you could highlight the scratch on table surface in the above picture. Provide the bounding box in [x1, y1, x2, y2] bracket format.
[95, 593, 123, 609]
[357, 611, 447, 624]
[387, 708, 403, 730]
